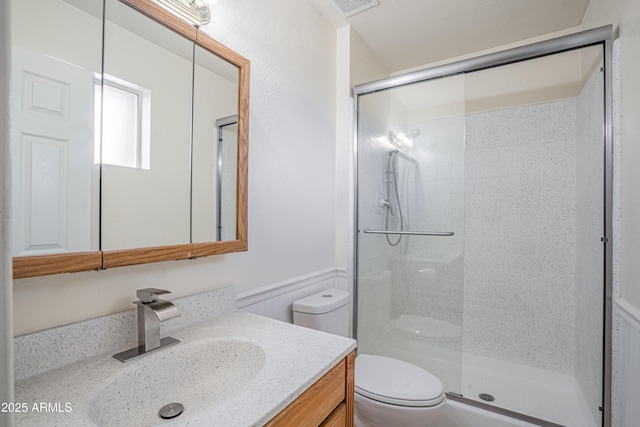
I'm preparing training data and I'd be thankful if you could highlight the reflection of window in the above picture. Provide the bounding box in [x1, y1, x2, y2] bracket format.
[94, 76, 150, 169]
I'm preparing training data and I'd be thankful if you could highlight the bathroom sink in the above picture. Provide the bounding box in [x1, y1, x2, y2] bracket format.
[88, 338, 266, 426]
[15, 310, 356, 427]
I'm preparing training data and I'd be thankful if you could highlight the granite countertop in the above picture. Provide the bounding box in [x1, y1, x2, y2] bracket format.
[15, 311, 357, 426]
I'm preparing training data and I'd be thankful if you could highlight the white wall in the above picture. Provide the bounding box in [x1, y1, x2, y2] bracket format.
[1, 0, 15, 423]
[614, 0, 640, 313]
[12, 0, 338, 335]
[333, 26, 390, 272]
[583, 0, 640, 315]
[335, 26, 351, 271]
[350, 29, 389, 87]
[580, 1, 640, 425]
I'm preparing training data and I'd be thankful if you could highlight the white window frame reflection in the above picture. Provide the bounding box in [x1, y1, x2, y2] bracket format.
[94, 75, 151, 169]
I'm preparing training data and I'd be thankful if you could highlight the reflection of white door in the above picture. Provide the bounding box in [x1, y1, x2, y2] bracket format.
[11, 48, 96, 256]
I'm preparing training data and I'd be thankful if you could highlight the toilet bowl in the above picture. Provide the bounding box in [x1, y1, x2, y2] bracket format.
[354, 354, 445, 427]
[292, 289, 446, 427]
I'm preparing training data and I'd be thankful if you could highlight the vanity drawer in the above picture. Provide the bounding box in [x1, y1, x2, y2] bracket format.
[320, 403, 346, 427]
[266, 351, 355, 427]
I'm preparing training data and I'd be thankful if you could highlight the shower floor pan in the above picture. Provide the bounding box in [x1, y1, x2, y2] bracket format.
[364, 332, 597, 427]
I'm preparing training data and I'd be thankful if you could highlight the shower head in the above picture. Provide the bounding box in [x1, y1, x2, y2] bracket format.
[388, 130, 419, 150]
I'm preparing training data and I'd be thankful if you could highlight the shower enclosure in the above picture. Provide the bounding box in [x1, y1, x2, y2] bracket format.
[354, 27, 612, 427]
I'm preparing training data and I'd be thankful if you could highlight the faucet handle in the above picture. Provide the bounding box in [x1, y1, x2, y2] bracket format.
[136, 288, 171, 304]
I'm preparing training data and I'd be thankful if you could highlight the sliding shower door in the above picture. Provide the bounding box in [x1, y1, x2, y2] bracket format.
[459, 45, 605, 426]
[355, 74, 466, 395]
[355, 39, 608, 427]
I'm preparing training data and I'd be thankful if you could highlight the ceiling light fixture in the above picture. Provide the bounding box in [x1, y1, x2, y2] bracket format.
[156, 0, 211, 27]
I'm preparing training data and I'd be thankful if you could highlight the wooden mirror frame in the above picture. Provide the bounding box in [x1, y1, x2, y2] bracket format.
[13, 0, 249, 279]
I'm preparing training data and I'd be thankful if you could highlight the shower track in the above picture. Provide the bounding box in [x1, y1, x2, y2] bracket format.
[445, 393, 566, 427]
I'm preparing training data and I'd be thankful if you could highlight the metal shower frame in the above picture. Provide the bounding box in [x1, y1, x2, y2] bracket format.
[352, 25, 614, 427]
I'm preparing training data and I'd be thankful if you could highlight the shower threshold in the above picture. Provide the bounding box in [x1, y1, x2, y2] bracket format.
[445, 393, 565, 427]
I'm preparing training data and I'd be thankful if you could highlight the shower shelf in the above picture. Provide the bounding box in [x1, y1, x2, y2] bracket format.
[361, 229, 454, 237]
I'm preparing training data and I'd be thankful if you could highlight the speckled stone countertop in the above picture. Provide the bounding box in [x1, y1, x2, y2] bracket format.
[14, 311, 356, 426]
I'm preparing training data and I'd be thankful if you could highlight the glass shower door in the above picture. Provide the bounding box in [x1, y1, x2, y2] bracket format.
[355, 38, 608, 427]
[459, 46, 605, 426]
[355, 74, 466, 395]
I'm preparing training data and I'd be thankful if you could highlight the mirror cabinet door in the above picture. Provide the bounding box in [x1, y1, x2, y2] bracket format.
[10, 0, 103, 277]
[191, 44, 240, 243]
[101, 0, 194, 251]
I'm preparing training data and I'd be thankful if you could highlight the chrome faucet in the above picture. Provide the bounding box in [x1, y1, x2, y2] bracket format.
[114, 288, 181, 363]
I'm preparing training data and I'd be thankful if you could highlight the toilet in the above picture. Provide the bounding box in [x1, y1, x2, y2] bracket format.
[292, 289, 446, 427]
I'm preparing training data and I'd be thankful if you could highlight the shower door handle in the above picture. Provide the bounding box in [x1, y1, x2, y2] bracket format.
[361, 229, 455, 236]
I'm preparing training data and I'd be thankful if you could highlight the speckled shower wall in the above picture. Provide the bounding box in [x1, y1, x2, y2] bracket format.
[463, 99, 579, 374]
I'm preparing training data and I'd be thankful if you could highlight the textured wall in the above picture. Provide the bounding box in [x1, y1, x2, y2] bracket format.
[581, 1, 640, 424]
[1, 0, 15, 423]
[464, 99, 578, 374]
[583, 0, 640, 315]
[617, 0, 640, 312]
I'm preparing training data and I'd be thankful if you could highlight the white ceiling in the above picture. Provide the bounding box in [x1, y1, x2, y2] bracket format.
[309, 0, 591, 73]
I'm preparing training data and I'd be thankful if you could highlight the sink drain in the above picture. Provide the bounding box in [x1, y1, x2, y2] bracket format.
[479, 393, 495, 402]
[159, 402, 184, 419]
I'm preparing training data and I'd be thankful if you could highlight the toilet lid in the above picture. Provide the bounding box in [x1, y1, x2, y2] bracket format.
[355, 354, 445, 407]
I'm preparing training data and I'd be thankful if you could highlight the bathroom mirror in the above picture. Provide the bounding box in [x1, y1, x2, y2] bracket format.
[12, 0, 250, 277]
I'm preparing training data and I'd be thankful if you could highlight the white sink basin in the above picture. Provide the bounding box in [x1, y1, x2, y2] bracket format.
[15, 311, 355, 427]
[88, 338, 265, 426]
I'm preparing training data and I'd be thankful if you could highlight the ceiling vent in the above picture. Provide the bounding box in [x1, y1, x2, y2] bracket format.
[329, 0, 380, 18]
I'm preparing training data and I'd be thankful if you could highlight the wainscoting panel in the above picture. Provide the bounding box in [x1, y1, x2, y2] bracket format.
[237, 268, 350, 327]
[615, 299, 640, 426]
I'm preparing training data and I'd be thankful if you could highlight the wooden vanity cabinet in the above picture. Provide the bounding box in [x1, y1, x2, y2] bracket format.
[265, 350, 355, 427]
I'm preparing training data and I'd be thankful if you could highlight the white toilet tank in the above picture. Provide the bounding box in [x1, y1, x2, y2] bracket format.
[292, 289, 350, 337]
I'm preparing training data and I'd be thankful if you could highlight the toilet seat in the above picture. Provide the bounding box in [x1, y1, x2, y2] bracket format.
[355, 354, 445, 407]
